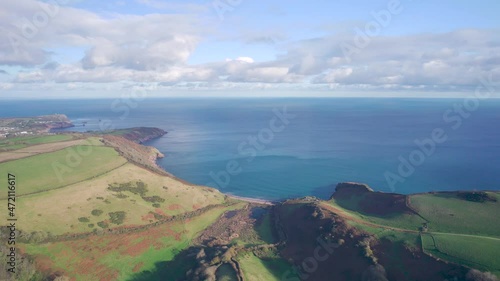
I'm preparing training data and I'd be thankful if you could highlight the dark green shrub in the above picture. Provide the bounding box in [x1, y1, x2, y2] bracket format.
[107, 181, 148, 196]
[97, 221, 109, 228]
[142, 195, 165, 203]
[91, 209, 103, 216]
[109, 211, 126, 225]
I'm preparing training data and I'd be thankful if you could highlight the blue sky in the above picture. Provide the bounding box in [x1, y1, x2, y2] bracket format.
[0, 0, 499, 98]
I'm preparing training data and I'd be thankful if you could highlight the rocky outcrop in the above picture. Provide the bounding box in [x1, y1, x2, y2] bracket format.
[331, 182, 374, 199]
[112, 127, 167, 143]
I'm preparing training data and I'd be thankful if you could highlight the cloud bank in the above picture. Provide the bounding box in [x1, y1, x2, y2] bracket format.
[1, 0, 499, 97]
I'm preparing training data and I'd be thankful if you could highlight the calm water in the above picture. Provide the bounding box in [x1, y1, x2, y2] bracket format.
[1, 98, 500, 200]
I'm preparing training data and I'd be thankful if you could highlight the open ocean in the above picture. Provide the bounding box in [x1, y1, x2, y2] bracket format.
[2, 98, 500, 200]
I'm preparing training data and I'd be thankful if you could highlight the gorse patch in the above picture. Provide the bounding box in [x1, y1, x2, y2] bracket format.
[109, 211, 126, 225]
[108, 181, 148, 196]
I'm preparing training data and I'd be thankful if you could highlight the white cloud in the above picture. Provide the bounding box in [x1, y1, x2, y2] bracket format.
[1, 0, 500, 95]
[234, 57, 255, 64]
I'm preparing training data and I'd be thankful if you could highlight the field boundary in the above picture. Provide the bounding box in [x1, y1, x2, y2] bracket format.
[0, 139, 90, 163]
[11, 161, 128, 200]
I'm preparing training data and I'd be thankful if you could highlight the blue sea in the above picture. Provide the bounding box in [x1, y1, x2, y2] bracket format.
[1, 98, 500, 200]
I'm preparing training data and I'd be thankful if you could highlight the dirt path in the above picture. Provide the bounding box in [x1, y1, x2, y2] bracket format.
[226, 194, 276, 205]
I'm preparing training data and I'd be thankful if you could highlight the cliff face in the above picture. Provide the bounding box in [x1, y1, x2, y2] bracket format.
[44, 114, 73, 129]
[102, 134, 168, 175]
[110, 127, 167, 144]
[331, 182, 374, 199]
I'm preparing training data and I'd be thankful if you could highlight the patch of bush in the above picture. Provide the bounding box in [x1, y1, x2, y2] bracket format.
[358, 237, 377, 264]
[78, 217, 89, 223]
[108, 181, 148, 196]
[114, 193, 129, 199]
[0, 244, 44, 281]
[88, 224, 94, 228]
[362, 265, 388, 281]
[96, 197, 104, 200]
[152, 203, 161, 208]
[109, 211, 126, 225]
[458, 192, 497, 203]
[466, 269, 498, 281]
[104, 199, 111, 204]
[150, 212, 164, 220]
[142, 195, 165, 203]
[97, 221, 109, 228]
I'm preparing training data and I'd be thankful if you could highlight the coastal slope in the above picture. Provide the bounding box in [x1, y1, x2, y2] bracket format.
[0, 126, 498, 281]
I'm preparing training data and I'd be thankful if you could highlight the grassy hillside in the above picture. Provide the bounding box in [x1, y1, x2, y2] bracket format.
[329, 190, 427, 231]
[238, 253, 291, 281]
[0, 131, 260, 281]
[0, 134, 74, 151]
[21, 203, 245, 281]
[410, 192, 500, 237]
[14, 163, 226, 235]
[422, 233, 500, 276]
[0, 144, 127, 199]
[1, 132, 498, 281]
[327, 183, 500, 278]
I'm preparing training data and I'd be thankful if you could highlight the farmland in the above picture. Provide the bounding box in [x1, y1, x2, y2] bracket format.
[0, 144, 127, 198]
[0, 130, 259, 281]
[421, 233, 500, 275]
[410, 192, 500, 237]
[1, 130, 499, 281]
[0, 138, 96, 163]
[14, 162, 226, 235]
[0, 134, 75, 151]
[327, 183, 500, 278]
[329, 190, 427, 231]
[238, 253, 292, 281]
[21, 203, 245, 281]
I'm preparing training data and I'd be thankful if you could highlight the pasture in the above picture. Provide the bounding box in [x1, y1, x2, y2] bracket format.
[0, 138, 92, 163]
[421, 233, 500, 275]
[0, 145, 127, 199]
[0, 134, 75, 151]
[238, 253, 293, 281]
[12, 163, 226, 235]
[20, 203, 245, 281]
[410, 192, 500, 237]
[328, 196, 426, 231]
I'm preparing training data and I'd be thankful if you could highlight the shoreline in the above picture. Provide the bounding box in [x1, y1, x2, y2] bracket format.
[50, 125, 500, 203]
[225, 194, 277, 205]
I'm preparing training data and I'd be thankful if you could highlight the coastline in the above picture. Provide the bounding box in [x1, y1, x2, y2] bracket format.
[225, 194, 276, 205]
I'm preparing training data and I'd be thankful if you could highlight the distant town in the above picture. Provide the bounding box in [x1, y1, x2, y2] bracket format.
[0, 114, 73, 138]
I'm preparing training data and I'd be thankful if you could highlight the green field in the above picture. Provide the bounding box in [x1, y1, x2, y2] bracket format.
[255, 212, 275, 244]
[3, 131, 499, 281]
[0, 135, 74, 150]
[0, 145, 127, 199]
[329, 195, 426, 231]
[348, 221, 421, 248]
[11, 163, 227, 235]
[328, 191, 500, 276]
[422, 233, 500, 275]
[410, 193, 500, 237]
[21, 203, 245, 281]
[238, 253, 294, 281]
[216, 264, 239, 281]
